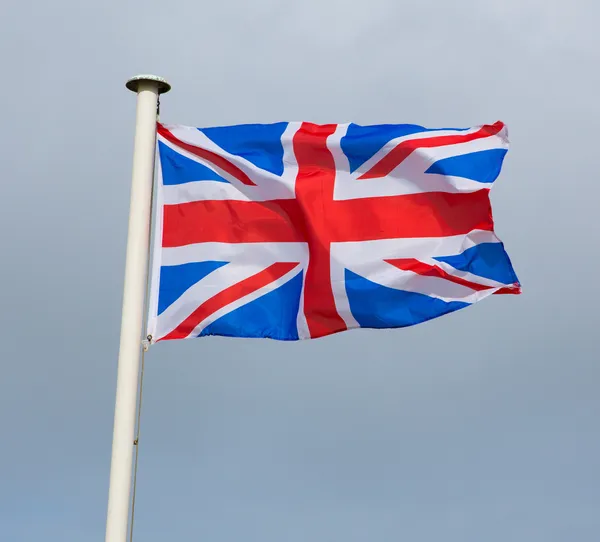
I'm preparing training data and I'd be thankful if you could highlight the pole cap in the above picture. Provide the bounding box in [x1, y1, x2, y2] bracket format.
[126, 74, 171, 94]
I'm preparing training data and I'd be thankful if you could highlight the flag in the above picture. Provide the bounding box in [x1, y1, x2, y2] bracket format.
[147, 121, 520, 342]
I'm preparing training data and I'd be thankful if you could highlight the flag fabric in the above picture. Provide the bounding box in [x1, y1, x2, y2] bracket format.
[147, 121, 520, 342]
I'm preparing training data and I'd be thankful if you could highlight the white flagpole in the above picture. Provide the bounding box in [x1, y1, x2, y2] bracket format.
[105, 74, 171, 542]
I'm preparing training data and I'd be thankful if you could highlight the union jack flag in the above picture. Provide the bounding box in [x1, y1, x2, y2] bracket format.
[147, 121, 520, 342]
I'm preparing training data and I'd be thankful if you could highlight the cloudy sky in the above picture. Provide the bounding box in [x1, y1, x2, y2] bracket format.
[1, 0, 599, 540]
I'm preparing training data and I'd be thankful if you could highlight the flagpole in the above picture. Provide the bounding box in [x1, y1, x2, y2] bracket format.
[105, 74, 171, 542]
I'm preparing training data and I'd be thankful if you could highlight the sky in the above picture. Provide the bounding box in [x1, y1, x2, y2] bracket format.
[1, 0, 599, 540]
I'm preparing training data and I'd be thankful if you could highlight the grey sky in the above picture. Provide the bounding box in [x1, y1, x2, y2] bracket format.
[1, 0, 599, 540]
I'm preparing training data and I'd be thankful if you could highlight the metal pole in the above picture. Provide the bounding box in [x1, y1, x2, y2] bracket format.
[105, 74, 171, 542]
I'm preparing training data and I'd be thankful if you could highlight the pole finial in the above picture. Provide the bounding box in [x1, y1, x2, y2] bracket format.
[126, 74, 171, 94]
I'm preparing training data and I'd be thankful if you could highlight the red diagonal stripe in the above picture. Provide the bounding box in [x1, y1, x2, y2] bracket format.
[157, 123, 256, 186]
[358, 121, 505, 180]
[493, 286, 521, 295]
[160, 262, 299, 341]
[385, 258, 494, 292]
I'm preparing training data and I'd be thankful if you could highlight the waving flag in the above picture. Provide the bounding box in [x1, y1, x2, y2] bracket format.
[147, 121, 520, 342]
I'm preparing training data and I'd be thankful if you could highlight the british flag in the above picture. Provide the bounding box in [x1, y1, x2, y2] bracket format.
[147, 120, 520, 342]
